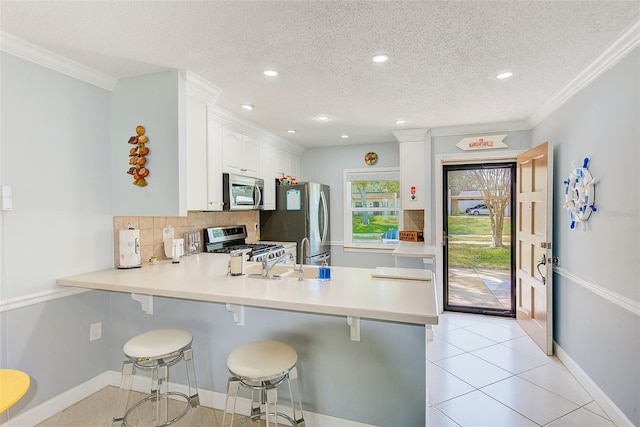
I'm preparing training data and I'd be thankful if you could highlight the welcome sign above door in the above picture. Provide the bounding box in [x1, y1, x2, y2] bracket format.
[456, 134, 507, 151]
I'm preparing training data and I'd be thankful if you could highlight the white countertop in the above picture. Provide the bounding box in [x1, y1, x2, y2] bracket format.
[393, 241, 437, 258]
[56, 254, 438, 325]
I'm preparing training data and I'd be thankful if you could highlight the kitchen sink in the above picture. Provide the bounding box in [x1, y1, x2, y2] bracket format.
[244, 263, 319, 280]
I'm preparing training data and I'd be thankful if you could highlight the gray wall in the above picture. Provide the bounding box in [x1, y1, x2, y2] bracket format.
[0, 53, 112, 417]
[111, 70, 186, 217]
[532, 47, 639, 425]
[109, 293, 426, 426]
[300, 142, 400, 268]
[1, 53, 114, 298]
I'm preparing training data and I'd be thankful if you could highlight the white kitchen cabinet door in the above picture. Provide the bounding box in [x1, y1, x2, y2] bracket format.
[274, 149, 300, 180]
[400, 141, 426, 210]
[222, 126, 260, 178]
[185, 97, 223, 211]
[260, 143, 276, 210]
[222, 126, 245, 175]
[206, 118, 224, 210]
[288, 152, 300, 180]
[242, 134, 260, 178]
[186, 96, 209, 211]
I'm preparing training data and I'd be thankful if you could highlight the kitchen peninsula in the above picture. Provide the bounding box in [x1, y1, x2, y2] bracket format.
[57, 254, 438, 426]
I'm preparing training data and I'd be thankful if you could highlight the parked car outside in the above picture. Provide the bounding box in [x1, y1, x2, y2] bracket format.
[466, 203, 489, 215]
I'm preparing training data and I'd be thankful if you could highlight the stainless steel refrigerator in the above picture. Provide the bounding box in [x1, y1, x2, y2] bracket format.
[260, 182, 330, 265]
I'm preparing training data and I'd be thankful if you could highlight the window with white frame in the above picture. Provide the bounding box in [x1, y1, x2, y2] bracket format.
[343, 168, 401, 249]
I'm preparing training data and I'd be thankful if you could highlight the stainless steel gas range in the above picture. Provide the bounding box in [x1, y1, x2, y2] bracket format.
[203, 225, 292, 263]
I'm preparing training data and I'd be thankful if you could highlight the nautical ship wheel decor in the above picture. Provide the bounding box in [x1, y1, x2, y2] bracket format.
[563, 157, 598, 230]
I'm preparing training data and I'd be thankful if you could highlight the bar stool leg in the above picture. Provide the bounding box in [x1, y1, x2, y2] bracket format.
[183, 348, 200, 407]
[182, 348, 201, 426]
[287, 367, 305, 425]
[223, 378, 240, 427]
[150, 363, 169, 425]
[266, 386, 278, 426]
[113, 361, 135, 426]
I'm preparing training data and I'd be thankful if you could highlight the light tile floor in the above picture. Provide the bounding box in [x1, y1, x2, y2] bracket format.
[34, 312, 616, 427]
[429, 312, 616, 427]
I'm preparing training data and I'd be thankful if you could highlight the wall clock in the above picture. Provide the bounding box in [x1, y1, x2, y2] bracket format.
[364, 152, 378, 165]
[563, 157, 598, 230]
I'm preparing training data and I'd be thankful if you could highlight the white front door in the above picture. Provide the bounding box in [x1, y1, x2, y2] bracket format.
[515, 141, 554, 355]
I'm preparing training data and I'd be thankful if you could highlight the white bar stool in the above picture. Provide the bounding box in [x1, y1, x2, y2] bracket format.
[113, 328, 200, 427]
[223, 340, 304, 427]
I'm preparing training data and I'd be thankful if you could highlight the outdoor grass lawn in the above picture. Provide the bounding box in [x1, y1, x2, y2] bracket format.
[448, 215, 511, 235]
[352, 214, 398, 234]
[448, 243, 511, 270]
[448, 215, 512, 269]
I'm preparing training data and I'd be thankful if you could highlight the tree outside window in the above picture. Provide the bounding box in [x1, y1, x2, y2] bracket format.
[344, 168, 400, 248]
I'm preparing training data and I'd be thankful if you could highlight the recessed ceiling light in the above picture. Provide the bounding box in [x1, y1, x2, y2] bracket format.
[315, 115, 330, 122]
[496, 71, 514, 80]
[263, 70, 278, 77]
[241, 104, 254, 110]
[287, 129, 296, 134]
[341, 134, 349, 139]
[372, 53, 389, 63]
[395, 119, 406, 125]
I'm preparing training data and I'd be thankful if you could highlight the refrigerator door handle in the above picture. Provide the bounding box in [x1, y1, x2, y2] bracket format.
[320, 190, 328, 245]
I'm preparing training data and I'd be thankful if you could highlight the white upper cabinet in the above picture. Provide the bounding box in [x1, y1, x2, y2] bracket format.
[206, 118, 224, 210]
[185, 72, 224, 211]
[185, 98, 225, 211]
[275, 149, 300, 180]
[222, 126, 260, 178]
[186, 95, 209, 211]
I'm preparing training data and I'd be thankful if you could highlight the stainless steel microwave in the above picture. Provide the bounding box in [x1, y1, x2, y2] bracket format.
[222, 173, 264, 210]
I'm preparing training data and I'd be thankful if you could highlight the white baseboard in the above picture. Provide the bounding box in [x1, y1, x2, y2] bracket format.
[1, 371, 112, 426]
[554, 343, 634, 427]
[2, 370, 374, 427]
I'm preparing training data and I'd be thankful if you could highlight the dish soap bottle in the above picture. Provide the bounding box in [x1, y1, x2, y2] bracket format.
[319, 260, 331, 281]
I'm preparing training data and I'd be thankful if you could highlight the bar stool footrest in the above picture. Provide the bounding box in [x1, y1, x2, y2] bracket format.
[122, 391, 191, 427]
[237, 411, 299, 426]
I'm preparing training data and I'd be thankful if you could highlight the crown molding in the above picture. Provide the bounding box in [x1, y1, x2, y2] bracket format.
[208, 105, 303, 155]
[392, 128, 429, 143]
[183, 70, 222, 105]
[528, 18, 640, 127]
[430, 120, 532, 137]
[0, 32, 118, 91]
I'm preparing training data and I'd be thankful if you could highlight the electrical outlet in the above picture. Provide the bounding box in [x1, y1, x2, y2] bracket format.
[90, 322, 102, 341]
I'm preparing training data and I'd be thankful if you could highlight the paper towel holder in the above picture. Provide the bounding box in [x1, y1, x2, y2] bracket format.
[117, 224, 142, 269]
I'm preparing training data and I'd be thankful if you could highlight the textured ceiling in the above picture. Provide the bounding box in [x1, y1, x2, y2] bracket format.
[1, 1, 639, 148]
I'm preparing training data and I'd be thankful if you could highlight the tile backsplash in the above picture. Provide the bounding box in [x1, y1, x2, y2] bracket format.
[403, 209, 425, 232]
[113, 211, 259, 266]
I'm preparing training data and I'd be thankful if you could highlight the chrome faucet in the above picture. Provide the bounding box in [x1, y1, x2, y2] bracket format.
[259, 248, 294, 279]
[294, 238, 310, 281]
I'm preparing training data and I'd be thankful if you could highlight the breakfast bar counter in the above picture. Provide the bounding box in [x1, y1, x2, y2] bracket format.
[57, 254, 438, 326]
[57, 254, 438, 426]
